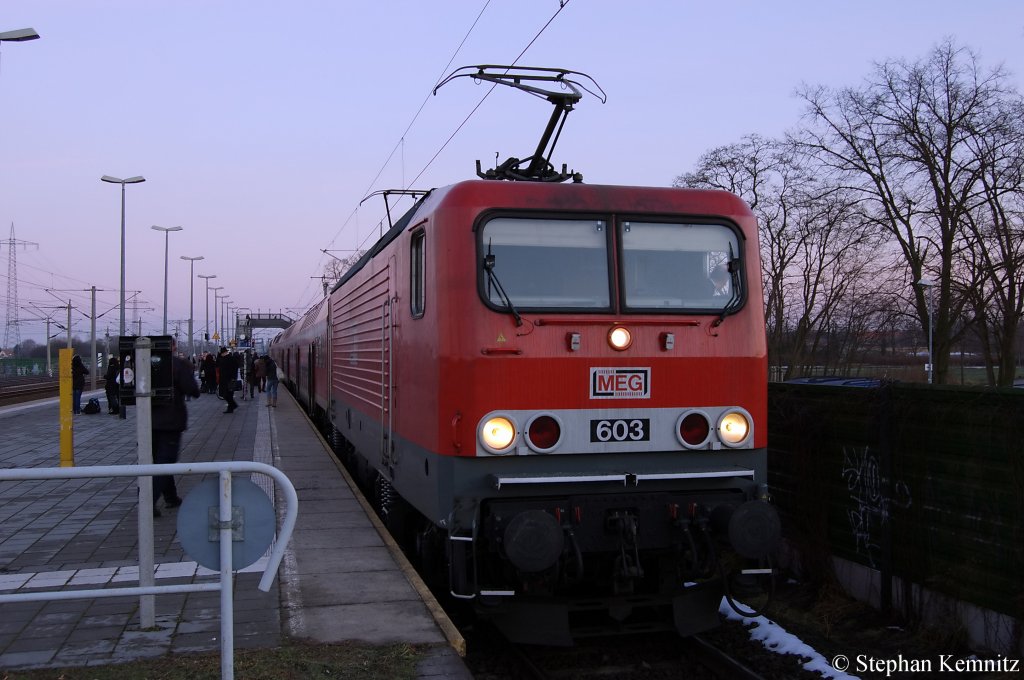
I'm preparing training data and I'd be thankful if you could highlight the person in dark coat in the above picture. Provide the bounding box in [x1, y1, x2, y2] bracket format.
[263, 354, 280, 407]
[104, 355, 120, 414]
[217, 347, 239, 414]
[152, 340, 201, 516]
[202, 352, 218, 394]
[254, 355, 266, 392]
[245, 350, 260, 399]
[71, 354, 89, 414]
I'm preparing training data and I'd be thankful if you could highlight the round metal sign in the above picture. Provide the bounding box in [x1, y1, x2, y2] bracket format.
[176, 477, 276, 570]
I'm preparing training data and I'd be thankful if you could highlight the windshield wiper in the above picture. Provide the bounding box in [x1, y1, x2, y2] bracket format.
[714, 245, 743, 327]
[483, 241, 523, 327]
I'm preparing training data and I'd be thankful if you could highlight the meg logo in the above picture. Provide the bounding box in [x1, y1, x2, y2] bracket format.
[590, 367, 651, 399]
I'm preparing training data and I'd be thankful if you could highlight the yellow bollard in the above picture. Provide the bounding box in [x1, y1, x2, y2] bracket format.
[59, 348, 74, 466]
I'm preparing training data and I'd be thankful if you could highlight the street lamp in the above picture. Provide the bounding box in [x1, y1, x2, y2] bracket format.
[215, 291, 228, 346]
[209, 286, 224, 346]
[151, 225, 182, 335]
[181, 256, 204, 359]
[101, 175, 146, 338]
[219, 296, 231, 346]
[227, 302, 236, 344]
[0, 28, 40, 42]
[916, 278, 936, 385]
[198, 276, 217, 353]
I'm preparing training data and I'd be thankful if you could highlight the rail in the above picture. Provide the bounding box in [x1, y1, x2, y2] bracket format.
[0, 461, 298, 680]
[0, 381, 59, 406]
[0, 379, 117, 407]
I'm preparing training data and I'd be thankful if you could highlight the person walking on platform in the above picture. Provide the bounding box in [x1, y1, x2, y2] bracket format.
[263, 354, 279, 407]
[246, 351, 260, 399]
[152, 339, 200, 517]
[217, 347, 239, 414]
[71, 354, 88, 415]
[104, 355, 120, 414]
[202, 352, 217, 394]
[254, 354, 266, 393]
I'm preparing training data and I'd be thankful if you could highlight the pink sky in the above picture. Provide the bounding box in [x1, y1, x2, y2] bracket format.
[1, 0, 1021, 348]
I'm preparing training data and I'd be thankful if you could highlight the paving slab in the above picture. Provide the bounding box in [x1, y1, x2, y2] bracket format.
[0, 381, 469, 677]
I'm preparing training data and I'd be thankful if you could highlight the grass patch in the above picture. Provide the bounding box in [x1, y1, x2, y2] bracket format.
[1, 640, 427, 680]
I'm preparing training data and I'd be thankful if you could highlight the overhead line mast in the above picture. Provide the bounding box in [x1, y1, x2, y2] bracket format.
[2, 223, 39, 353]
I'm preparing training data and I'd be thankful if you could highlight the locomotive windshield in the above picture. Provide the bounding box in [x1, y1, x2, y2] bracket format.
[479, 216, 742, 313]
[482, 218, 612, 310]
[620, 221, 740, 311]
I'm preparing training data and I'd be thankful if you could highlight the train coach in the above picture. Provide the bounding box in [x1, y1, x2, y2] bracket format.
[272, 66, 779, 645]
[271, 297, 329, 417]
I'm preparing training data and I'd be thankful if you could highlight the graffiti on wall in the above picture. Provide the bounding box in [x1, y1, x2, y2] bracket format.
[841, 445, 912, 568]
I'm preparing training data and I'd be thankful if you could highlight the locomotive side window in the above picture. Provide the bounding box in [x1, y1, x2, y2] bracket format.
[410, 229, 426, 318]
[620, 221, 741, 312]
[480, 218, 611, 310]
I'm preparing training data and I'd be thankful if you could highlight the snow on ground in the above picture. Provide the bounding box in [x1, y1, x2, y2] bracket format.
[720, 597, 860, 679]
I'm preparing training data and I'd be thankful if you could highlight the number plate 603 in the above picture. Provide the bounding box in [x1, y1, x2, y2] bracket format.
[589, 418, 650, 442]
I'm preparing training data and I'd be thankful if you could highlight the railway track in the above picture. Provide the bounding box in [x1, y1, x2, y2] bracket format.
[684, 635, 766, 679]
[465, 624, 769, 680]
[0, 381, 61, 407]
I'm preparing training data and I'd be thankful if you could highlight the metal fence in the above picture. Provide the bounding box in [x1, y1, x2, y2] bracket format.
[0, 461, 298, 680]
[768, 382, 1024, 622]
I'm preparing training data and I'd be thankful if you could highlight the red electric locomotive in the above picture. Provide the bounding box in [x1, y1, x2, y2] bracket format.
[274, 67, 779, 644]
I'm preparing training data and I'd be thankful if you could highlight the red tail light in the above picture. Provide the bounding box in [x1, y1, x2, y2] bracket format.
[527, 415, 561, 452]
[678, 412, 711, 448]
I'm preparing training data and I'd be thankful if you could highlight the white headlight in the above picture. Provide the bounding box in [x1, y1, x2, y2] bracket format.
[481, 416, 516, 453]
[717, 409, 752, 447]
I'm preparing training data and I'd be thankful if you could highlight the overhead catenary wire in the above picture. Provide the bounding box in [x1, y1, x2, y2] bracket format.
[307, 0, 494, 311]
[2, 253, 131, 344]
[406, 0, 573, 189]
[301, 0, 574, 314]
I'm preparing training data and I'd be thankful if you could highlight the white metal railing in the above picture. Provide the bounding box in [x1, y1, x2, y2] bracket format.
[0, 461, 298, 680]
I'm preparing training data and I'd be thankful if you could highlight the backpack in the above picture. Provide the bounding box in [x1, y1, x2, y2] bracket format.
[83, 398, 101, 414]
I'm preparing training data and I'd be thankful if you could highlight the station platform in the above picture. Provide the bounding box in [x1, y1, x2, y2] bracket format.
[0, 381, 471, 678]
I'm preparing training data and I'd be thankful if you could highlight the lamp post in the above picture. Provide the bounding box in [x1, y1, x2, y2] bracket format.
[151, 226, 182, 335]
[181, 256, 204, 359]
[101, 175, 146, 338]
[210, 287, 224, 347]
[227, 302, 236, 344]
[225, 302, 232, 344]
[916, 278, 936, 385]
[215, 291, 228, 346]
[219, 296, 230, 346]
[198, 276, 217, 353]
[0, 28, 40, 42]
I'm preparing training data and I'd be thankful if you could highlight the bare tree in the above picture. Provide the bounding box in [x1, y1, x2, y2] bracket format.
[677, 135, 797, 375]
[322, 251, 364, 291]
[787, 184, 895, 377]
[794, 40, 1021, 384]
[958, 96, 1024, 385]
[677, 135, 889, 378]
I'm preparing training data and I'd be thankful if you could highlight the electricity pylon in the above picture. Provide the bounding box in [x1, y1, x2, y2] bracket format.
[1, 223, 38, 353]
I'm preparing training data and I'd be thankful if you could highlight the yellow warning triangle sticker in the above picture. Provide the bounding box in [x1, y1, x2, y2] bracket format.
[496, 333, 507, 343]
